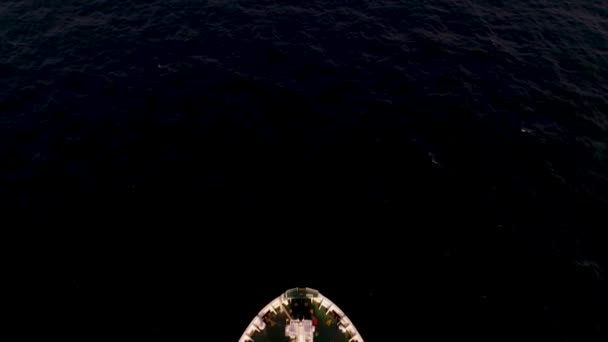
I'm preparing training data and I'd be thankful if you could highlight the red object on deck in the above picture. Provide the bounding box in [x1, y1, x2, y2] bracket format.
[312, 318, 318, 326]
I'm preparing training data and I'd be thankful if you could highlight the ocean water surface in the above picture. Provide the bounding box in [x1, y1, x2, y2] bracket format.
[2, 0, 607, 340]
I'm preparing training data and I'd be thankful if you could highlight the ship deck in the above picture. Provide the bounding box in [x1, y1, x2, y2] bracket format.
[239, 288, 362, 342]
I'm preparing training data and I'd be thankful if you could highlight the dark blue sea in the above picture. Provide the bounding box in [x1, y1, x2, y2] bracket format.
[3, 0, 607, 340]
